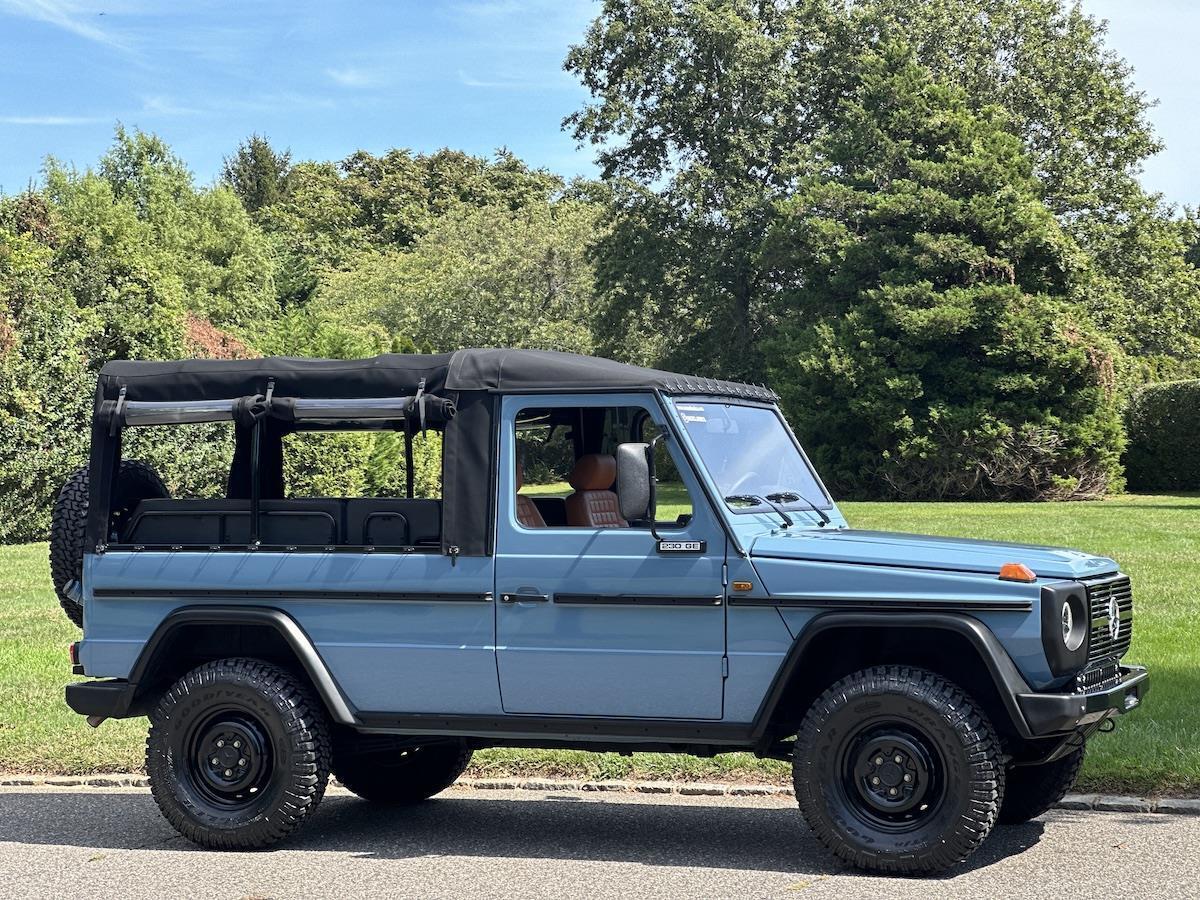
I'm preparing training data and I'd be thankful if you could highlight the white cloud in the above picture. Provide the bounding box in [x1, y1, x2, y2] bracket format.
[457, 68, 574, 91]
[140, 95, 199, 116]
[0, 0, 127, 49]
[326, 66, 378, 88]
[0, 114, 104, 125]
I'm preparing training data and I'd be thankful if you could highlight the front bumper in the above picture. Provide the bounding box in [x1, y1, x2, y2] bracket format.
[1016, 665, 1149, 735]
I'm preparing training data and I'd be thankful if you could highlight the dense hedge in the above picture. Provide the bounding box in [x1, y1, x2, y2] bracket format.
[1124, 380, 1200, 491]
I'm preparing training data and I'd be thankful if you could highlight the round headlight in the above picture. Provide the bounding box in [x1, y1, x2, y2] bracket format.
[1061, 596, 1086, 652]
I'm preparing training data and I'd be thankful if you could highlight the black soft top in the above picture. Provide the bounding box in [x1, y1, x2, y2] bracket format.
[96, 349, 776, 403]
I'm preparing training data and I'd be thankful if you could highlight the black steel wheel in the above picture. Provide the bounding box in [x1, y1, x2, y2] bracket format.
[146, 658, 330, 849]
[1000, 744, 1085, 824]
[794, 666, 1004, 874]
[333, 733, 472, 805]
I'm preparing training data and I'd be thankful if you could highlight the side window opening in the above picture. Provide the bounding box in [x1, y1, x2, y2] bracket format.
[514, 404, 692, 529]
[109, 398, 446, 551]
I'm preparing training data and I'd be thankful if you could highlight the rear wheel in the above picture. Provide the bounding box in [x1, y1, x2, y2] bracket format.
[1000, 744, 1085, 824]
[146, 658, 331, 850]
[793, 666, 1004, 875]
[333, 733, 472, 805]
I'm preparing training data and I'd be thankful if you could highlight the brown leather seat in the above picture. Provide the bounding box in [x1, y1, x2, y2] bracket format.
[515, 461, 546, 528]
[565, 454, 628, 528]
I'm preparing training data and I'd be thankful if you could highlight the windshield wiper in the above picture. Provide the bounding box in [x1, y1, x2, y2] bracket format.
[725, 494, 794, 529]
[764, 490, 832, 527]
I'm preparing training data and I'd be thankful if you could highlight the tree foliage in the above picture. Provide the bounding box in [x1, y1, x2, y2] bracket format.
[222, 133, 293, 215]
[1124, 380, 1200, 492]
[761, 47, 1124, 499]
[566, 0, 1200, 378]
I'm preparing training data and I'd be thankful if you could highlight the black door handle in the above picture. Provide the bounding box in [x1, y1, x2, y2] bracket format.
[500, 593, 550, 603]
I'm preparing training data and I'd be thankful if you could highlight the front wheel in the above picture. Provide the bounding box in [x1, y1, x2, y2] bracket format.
[332, 733, 472, 804]
[793, 666, 1004, 875]
[1000, 744, 1085, 824]
[146, 658, 331, 850]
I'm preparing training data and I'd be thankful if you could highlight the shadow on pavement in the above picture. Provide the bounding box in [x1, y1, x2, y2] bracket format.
[0, 789, 1048, 877]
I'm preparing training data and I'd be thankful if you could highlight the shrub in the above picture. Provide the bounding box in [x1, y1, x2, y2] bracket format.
[1125, 380, 1200, 491]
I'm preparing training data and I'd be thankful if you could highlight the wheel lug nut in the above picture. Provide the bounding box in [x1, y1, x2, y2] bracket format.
[225, 769, 233, 777]
[238, 758, 246, 766]
[233, 741, 241, 749]
[871, 776, 880, 785]
[894, 755, 903, 764]
[904, 773, 913, 783]
[211, 758, 219, 765]
[216, 740, 224, 748]
[874, 757, 883, 766]
[889, 788, 898, 796]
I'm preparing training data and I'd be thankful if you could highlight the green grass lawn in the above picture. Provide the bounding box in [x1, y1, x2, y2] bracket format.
[2, 494, 1196, 795]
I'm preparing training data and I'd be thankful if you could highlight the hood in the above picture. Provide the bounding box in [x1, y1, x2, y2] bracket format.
[749, 529, 1118, 581]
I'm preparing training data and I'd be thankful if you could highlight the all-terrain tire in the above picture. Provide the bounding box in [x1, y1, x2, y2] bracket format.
[146, 658, 331, 850]
[793, 665, 1004, 875]
[49, 459, 167, 626]
[999, 744, 1085, 824]
[333, 733, 472, 805]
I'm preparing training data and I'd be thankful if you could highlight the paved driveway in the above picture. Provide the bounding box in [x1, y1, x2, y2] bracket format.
[0, 785, 1195, 899]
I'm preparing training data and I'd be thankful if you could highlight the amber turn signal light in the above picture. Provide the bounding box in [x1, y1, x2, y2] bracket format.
[731, 581, 753, 592]
[998, 562, 1037, 583]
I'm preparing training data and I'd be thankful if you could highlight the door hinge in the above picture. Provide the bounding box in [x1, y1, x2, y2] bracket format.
[721, 656, 729, 678]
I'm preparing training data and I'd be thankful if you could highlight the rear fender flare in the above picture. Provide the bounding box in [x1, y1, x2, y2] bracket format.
[128, 605, 357, 725]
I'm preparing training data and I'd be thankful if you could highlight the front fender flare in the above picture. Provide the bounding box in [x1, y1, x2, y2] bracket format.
[748, 611, 1041, 746]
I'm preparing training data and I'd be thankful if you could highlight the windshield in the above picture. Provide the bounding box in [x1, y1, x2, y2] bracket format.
[672, 401, 831, 516]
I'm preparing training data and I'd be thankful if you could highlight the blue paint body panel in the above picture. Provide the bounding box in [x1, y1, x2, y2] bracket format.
[84, 549, 500, 714]
[73, 387, 1131, 738]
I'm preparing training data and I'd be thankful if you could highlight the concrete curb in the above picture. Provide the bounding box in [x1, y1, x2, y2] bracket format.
[3, 774, 1199, 815]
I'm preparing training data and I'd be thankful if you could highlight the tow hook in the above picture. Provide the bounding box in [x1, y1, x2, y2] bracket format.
[86, 715, 107, 728]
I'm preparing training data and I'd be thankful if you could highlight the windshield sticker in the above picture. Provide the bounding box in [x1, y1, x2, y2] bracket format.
[681, 413, 707, 423]
[676, 404, 706, 412]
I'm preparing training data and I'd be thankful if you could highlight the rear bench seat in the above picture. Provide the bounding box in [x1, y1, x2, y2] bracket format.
[123, 498, 443, 548]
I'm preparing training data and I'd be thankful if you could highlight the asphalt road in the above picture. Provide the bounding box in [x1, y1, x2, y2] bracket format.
[0, 785, 1196, 899]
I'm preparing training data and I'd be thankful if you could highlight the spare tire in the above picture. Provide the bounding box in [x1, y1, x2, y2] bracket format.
[49, 459, 168, 627]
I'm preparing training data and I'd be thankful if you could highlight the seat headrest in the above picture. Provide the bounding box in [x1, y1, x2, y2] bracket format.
[568, 454, 616, 492]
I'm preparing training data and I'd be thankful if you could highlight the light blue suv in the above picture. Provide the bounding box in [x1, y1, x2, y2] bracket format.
[57, 349, 1148, 873]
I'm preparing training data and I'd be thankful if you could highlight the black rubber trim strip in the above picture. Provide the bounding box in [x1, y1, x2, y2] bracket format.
[553, 594, 723, 607]
[66, 606, 357, 725]
[91, 588, 492, 602]
[354, 711, 753, 744]
[728, 596, 1033, 612]
[750, 552, 1008, 577]
[104, 543, 441, 554]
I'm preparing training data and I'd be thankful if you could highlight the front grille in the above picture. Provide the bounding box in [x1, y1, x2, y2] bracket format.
[1085, 575, 1133, 664]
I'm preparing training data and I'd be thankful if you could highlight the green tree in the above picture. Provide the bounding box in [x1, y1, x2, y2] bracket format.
[567, 0, 1200, 377]
[762, 47, 1124, 500]
[221, 134, 293, 214]
[316, 197, 602, 353]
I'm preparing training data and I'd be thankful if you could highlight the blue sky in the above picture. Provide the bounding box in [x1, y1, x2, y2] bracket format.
[0, 1, 1197, 208]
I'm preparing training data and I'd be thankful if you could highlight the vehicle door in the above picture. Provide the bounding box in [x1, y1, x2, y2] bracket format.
[493, 392, 727, 719]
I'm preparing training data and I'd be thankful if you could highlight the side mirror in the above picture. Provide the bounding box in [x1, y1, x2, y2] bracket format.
[616, 441, 656, 523]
